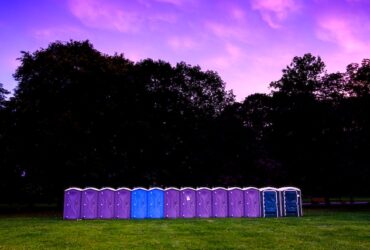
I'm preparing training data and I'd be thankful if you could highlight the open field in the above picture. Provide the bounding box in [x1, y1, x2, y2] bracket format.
[0, 208, 370, 249]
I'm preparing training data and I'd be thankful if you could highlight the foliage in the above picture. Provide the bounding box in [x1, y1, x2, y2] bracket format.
[0, 42, 370, 204]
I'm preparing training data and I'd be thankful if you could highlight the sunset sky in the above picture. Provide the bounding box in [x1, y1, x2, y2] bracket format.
[1, 0, 370, 100]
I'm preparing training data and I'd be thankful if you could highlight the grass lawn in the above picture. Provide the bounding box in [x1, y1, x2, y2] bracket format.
[0, 208, 369, 249]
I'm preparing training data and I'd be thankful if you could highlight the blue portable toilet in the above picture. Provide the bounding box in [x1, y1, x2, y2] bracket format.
[131, 187, 148, 219]
[147, 188, 164, 219]
[260, 187, 280, 218]
[278, 187, 302, 217]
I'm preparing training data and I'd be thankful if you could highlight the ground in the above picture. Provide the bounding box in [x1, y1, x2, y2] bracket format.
[0, 208, 369, 249]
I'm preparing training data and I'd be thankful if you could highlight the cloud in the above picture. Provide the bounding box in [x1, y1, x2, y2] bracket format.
[250, 0, 300, 29]
[167, 36, 198, 50]
[68, 0, 142, 33]
[205, 21, 249, 42]
[316, 15, 370, 52]
[230, 7, 246, 22]
[32, 26, 88, 41]
[154, 0, 185, 6]
[201, 43, 244, 69]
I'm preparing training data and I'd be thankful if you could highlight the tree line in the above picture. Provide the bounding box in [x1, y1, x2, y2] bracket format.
[0, 40, 369, 205]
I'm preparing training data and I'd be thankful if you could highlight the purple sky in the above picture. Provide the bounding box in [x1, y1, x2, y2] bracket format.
[1, 0, 370, 100]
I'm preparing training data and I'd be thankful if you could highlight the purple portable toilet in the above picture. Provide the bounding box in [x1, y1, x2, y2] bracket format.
[63, 187, 82, 220]
[228, 187, 244, 218]
[98, 187, 115, 219]
[180, 187, 196, 218]
[115, 187, 131, 219]
[196, 187, 212, 218]
[81, 187, 99, 219]
[212, 187, 228, 218]
[164, 187, 180, 219]
[243, 187, 261, 218]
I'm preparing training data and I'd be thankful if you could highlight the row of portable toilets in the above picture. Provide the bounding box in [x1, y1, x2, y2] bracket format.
[63, 187, 302, 220]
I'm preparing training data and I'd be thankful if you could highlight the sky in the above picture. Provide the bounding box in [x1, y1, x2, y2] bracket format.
[1, 0, 370, 100]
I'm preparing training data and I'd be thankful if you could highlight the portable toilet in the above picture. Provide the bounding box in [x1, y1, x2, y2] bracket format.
[147, 188, 164, 219]
[228, 187, 244, 218]
[63, 187, 82, 220]
[81, 187, 99, 219]
[212, 187, 228, 218]
[180, 187, 196, 218]
[115, 187, 131, 219]
[196, 187, 212, 218]
[131, 187, 148, 219]
[260, 187, 280, 218]
[164, 187, 180, 219]
[98, 187, 115, 219]
[243, 187, 261, 218]
[278, 187, 302, 217]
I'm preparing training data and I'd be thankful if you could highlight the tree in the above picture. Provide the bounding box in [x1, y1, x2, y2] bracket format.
[270, 53, 326, 97]
[0, 83, 9, 109]
[316, 72, 345, 102]
[9, 40, 236, 203]
[345, 59, 370, 97]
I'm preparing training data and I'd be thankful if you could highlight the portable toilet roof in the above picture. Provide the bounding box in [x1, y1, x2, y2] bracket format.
[65, 187, 82, 191]
[116, 187, 131, 191]
[243, 187, 259, 190]
[100, 187, 116, 191]
[278, 187, 301, 191]
[212, 187, 227, 190]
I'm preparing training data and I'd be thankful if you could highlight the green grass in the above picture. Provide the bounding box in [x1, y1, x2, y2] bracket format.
[0, 208, 370, 249]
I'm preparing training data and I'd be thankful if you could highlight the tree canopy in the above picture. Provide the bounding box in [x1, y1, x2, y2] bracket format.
[0, 41, 369, 205]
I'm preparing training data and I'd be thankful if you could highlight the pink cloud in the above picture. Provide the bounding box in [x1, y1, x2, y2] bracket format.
[68, 0, 142, 33]
[201, 43, 244, 70]
[250, 0, 300, 29]
[167, 36, 198, 50]
[205, 21, 249, 42]
[316, 15, 370, 52]
[230, 7, 246, 22]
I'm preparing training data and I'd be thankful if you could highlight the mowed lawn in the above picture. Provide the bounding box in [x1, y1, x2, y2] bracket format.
[0, 208, 370, 249]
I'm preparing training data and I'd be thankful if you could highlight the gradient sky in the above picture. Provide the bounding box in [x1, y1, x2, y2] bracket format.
[1, 0, 370, 100]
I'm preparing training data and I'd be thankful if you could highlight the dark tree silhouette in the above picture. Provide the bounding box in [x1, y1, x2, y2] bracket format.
[0, 41, 369, 207]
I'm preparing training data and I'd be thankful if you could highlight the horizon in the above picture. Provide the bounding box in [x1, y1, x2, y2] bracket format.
[1, 0, 370, 100]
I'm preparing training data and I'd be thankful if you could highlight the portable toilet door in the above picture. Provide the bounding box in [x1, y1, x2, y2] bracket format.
[243, 187, 261, 218]
[180, 188, 196, 218]
[63, 187, 82, 220]
[147, 188, 164, 219]
[260, 187, 280, 218]
[228, 187, 244, 218]
[278, 187, 302, 217]
[164, 188, 180, 219]
[131, 188, 148, 219]
[115, 188, 131, 219]
[98, 187, 115, 219]
[196, 188, 212, 218]
[81, 187, 99, 219]
[212, 187, 228, 218]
